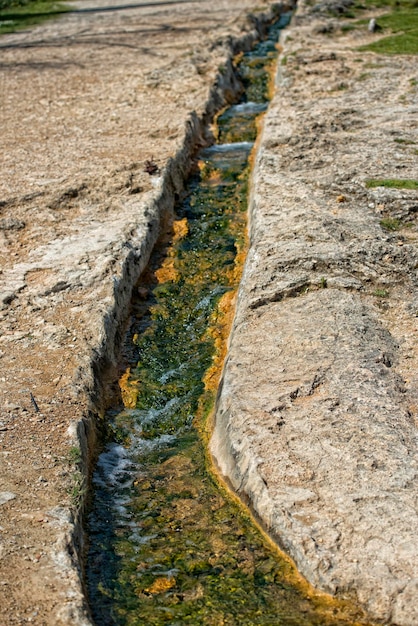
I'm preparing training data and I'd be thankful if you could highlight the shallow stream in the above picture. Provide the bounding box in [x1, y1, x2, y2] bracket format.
[86, 15, 371, 626]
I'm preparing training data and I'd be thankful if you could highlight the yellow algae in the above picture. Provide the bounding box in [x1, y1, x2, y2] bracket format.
[119, 367, 139, 408]
[145, 577, 176, 595]
[172, 216, 189, 240]
[155, 218, 188, 283]
[205, 167, 225, 186]
[154, 259, 177, 283]
[203, 290, 237, 393]
[266, 57, 278, 100]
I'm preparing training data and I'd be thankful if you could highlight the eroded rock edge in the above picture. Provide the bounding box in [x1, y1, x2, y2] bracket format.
[210, 3, 418, 625]
[62, 4, 296, 624]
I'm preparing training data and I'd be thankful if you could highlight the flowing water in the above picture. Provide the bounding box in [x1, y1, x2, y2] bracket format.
[86, 15, 372, 626]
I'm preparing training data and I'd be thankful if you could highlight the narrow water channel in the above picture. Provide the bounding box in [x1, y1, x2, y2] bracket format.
[86, 15, 371, 626]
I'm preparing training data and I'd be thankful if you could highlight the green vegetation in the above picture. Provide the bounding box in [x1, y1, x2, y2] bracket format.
[373, 288, 389, 297]
[130, 158, 249, 442]
[67, 445, 82, 464]
[238, 41, 277, 102]
[380, 217, 403, 230]
[0, 0, 69, 36]
[366, 178, 418, 189]
[361, 26, 418, 55]
[65, 445, 85, 507]
[337, 0, 418, 55]
[217, 102, 267, 143]
[353, 0, 417, 10]
[68, 470, 86, 507]
[1, 0, 31, 8]
[394, 137, 416, 144]
[363, 6, 418, 55]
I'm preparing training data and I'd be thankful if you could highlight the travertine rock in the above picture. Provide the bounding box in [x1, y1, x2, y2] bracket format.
[211, 2, 418, 624]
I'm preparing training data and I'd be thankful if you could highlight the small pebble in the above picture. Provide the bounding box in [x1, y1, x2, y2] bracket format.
[0, 492, 16, 505]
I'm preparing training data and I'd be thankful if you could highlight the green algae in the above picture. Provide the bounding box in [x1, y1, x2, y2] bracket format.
[126, 160, 249, 442]
[86, 15, 374, 626]
[217, 102, 267, 144]
[239, 36, 279, 102]
[92, 430, 366, 626]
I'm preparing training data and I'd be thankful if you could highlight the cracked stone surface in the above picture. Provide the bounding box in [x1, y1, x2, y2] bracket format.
[0, 0, 279, 622]
[211, 1, 418, 624]
[1, 0, 417, 622]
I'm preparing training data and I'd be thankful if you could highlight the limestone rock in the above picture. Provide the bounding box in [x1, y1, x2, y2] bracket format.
[211, 2, 418, 623]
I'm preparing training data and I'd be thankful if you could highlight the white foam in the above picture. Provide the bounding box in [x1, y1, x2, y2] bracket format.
[93, 443, 134, 489]
[134, 397, 182, 428]
[202, 141, 254, 154]
[132, 433, 177, 456]
[227, 102, 267, 114]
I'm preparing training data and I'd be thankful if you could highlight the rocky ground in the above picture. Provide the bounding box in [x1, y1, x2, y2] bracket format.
[211, 1, 418, 625]
[0, 0, 417, 624]
[0, 0, 283, 623]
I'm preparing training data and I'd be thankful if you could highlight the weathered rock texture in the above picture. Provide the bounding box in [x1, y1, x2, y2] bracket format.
[211, 2, 418, 624]
[0, 1, 287, 623]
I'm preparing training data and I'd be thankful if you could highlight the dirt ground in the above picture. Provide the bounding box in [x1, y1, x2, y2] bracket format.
[0, 0, 417, 624]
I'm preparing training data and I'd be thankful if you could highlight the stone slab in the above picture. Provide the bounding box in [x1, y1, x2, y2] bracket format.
[211, 2, 418, 624]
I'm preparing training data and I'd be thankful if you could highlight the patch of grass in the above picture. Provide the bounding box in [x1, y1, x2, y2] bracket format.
[353, 0, 418, 10]
[341, 23, 357, 31]
[338, 0, 418, 55]
[359, 7, 418, 55]
[0, 0, 69, 35]
[67, 445, 82, 464]
[68, 470, 86, 508]
[394, 137, 416, 144]
[366, 178, 418, 189]
[320, 277, 328, 288]
[65, 446, 85, 507]
[380, 217, 403, 230]
[373, 288, 389, 297]
[361, 30, 418, 54]
[372, 7, 418, 31]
